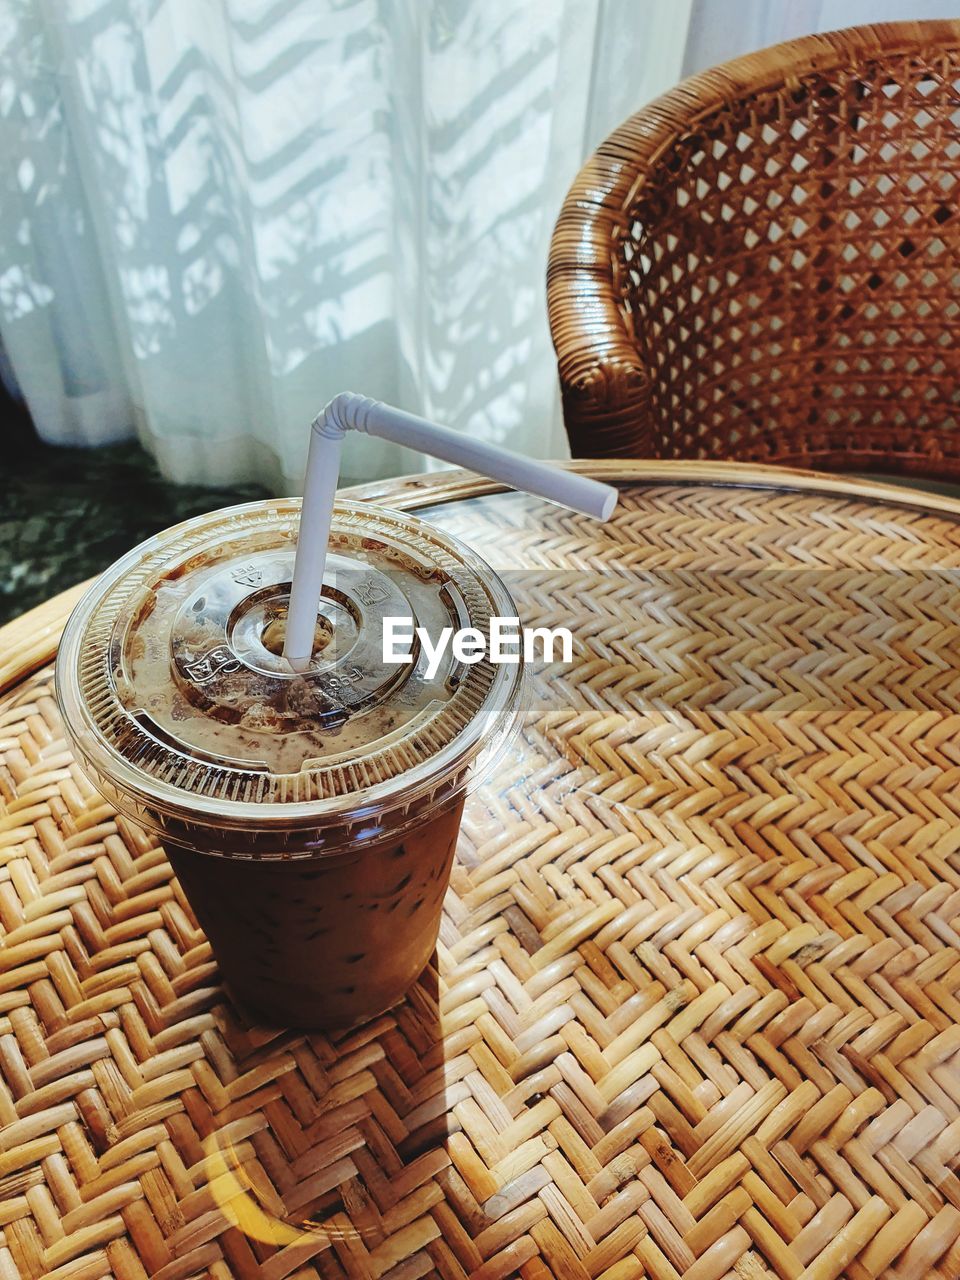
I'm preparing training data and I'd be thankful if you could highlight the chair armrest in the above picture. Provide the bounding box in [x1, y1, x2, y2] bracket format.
[547, 131, 665, 457]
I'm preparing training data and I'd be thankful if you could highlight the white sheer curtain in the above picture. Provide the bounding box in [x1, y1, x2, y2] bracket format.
[0, 0, 950, 490]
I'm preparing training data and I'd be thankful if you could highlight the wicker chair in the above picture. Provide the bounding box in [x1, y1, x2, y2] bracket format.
[548, 20, 960, 476]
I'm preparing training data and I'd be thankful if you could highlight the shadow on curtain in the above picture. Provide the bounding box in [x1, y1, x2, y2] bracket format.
[1, 0, 688, 488]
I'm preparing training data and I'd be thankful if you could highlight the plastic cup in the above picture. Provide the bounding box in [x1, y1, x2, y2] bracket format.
[56, 500, 523, 1028]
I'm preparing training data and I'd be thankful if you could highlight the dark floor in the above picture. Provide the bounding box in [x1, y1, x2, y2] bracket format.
[2, 401, 268, 627]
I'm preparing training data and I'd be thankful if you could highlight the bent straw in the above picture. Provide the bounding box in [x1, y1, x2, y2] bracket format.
[283, 392, 619, 669]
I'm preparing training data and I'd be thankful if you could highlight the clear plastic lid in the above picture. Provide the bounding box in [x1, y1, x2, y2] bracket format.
[56, 500, 523, 842]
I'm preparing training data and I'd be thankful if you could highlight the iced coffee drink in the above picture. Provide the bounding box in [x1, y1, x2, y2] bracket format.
[56, 500, 522, 1028]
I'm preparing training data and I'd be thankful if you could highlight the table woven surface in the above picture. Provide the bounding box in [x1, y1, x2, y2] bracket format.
[2, 472, 960, 1280]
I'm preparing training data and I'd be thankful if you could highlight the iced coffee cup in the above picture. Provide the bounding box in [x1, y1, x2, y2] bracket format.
[56, 499, 523, 1029]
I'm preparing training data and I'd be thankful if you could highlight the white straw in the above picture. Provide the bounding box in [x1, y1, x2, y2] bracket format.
[283, 392, 618, 669]
[284, 428, 341, 673]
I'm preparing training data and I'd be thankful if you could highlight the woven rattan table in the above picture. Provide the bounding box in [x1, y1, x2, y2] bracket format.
[3, 461, 960, 1280]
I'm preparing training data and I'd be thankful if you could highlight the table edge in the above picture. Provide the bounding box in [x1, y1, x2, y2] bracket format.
[4, 459, 959, 697]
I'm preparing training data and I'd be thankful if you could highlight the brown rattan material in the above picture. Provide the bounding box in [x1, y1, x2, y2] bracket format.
[548, 20, 960, 477]
[3, 463, 960, 1279]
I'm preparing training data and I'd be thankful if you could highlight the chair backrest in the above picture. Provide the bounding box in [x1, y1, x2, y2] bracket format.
[548, 21, 960, 477]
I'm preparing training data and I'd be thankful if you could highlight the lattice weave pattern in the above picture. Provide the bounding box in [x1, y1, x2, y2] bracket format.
[2, 482, 960, 1279]
[548, 21, 960, 474]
